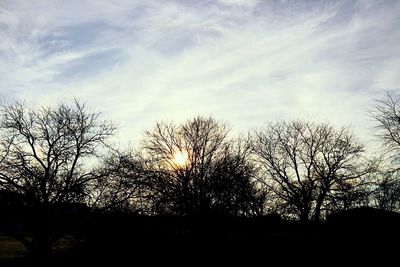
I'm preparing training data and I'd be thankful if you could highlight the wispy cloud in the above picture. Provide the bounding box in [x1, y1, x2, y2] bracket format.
[0, 0, 399, 148]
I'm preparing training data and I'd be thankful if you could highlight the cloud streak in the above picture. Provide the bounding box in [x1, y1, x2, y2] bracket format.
[0, 0, 399, 148]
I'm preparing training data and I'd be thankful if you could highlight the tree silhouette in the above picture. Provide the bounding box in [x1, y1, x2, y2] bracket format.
[89, 148, 150, 213]
[371, 92, 400, 159]
[142, 116, 262, 216]
[0, 100, 115, 256]
[371, 170, 400, 211]
[370, 92, 400, 212]
[252, 120, 373, 221]
[324, 176, 371, 212]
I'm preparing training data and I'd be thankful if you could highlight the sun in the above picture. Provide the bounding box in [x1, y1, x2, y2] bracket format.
[172, 149, 189, 167]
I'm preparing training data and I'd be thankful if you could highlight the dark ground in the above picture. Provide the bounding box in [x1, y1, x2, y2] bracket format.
[1, 207, 400, 266]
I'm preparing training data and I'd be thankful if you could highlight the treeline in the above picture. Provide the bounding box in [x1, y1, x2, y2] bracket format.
[1, 92, 400, 255]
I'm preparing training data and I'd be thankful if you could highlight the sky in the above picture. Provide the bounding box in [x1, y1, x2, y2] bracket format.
[0, 0, 400, 148]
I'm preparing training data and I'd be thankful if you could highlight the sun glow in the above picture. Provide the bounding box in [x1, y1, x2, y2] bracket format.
[172, 149, 189, 167]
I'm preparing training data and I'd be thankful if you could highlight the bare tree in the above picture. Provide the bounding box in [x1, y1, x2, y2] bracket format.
[0, 100, 116, 256]
[371, 92, 400, 159]
[206, 138, 266, 216]
[89, 148, 150, 213]
[369, 92, 400, 211]
[142, 116, 261, 216]
[252, 120, 372, 221]
[324, 177, 371, 212]
[371, 170, 400, 212]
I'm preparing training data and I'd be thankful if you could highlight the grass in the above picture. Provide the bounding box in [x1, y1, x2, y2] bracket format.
[0, 233, 83, 264]
[0, 235, 31, 261]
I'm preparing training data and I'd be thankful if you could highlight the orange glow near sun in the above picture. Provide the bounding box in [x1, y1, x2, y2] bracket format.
[172, 149, 189, 167]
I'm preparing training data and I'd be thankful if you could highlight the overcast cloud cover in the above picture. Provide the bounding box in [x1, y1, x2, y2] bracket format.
[0, 0, 399, 147]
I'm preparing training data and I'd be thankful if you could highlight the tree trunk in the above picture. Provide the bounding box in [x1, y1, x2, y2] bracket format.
[299, 206, 310, 222]
[299, 213, 309, 222]
[314, 191, 327, 222]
